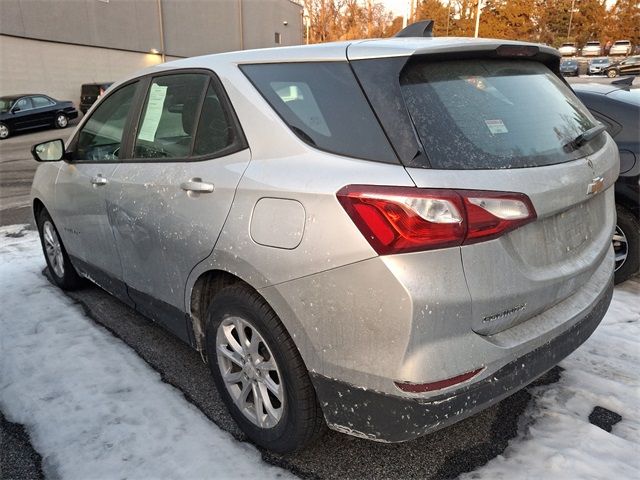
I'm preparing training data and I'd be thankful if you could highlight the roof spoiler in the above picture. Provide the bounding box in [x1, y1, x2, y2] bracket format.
[395, 20, 434, 38]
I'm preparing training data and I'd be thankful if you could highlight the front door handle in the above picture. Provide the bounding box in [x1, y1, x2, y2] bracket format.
[90, 174, 108, 186]
[180, 178, 214, 194]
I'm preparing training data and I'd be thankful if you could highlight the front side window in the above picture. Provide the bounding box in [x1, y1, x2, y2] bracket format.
[134, 74, 208, 159]
[32, 96, 55, 108]
[241, 62, 396, 163]
[76, 82, 138, 161]
[401, 59, 604, 169]
[14, 97, 33, 111]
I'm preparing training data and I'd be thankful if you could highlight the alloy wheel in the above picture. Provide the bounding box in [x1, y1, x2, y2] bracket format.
[56, 114, 68, 128]
[43, 221, 65, 277]
[613, 225, 628, 272]
[0, 124, 8, 139]
[216, 316, 285, 428]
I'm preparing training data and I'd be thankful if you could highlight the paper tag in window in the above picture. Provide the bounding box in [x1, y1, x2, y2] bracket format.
[485, 119, 508, 134]
[138, 84, 167, 142]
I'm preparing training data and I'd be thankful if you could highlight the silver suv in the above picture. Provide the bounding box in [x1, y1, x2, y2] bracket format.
[30, 27, 617, 453]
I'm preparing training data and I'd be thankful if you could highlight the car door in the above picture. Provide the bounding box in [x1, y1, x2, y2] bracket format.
[621, 57, 640, 75]
[30, 96, 57, 127]
[11, 97, 36, 130]
[54, 80, 141, 304]
[107, 70, 250, 340]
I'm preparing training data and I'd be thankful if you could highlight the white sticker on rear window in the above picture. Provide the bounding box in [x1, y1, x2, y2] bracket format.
[485, 119, 508, 134]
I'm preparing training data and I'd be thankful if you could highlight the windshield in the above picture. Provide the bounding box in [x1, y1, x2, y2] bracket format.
[0, 97, 16, 113]
[563, 61, 577, 66]
[592, 58, 608, 64]
[400, 59, 604, 169]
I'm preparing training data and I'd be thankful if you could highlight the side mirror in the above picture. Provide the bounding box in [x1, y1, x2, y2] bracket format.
[32, 139, 65, 162]
[11, 106, 20, 113]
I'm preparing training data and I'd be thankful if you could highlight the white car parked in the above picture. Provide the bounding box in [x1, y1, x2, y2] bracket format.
[610, 40, 632, 56]
[559, 42, 578, 56]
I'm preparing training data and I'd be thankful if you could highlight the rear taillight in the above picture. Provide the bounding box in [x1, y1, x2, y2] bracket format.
[337, 185, 536, 255]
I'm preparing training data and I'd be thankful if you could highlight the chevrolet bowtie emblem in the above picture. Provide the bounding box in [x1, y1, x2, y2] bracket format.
[587, 177, 605, 195]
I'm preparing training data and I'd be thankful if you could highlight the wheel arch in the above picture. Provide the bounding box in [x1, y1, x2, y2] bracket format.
[187, 267, 317, 375]
[32, 197, 46, 221]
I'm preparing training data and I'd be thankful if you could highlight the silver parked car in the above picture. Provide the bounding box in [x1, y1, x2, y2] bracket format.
[30, 24, 618, 453]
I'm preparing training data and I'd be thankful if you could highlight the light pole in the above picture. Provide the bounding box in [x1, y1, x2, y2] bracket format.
[156, 0, 166, 62]
[566, 0, 576, 40]
[474, 0, 481, 38]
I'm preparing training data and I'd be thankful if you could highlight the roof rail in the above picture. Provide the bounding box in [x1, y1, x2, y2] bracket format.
[394, 20, 434, 38]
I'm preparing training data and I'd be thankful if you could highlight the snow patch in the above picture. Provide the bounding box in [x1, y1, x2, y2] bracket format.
[0, 226, 291, 479]
[462, 278, 640, 479]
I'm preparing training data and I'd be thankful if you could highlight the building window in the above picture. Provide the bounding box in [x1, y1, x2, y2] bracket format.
[275, 32, 282, 45]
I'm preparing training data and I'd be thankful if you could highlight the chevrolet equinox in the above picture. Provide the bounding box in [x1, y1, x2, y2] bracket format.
[30, 23, 618, 453]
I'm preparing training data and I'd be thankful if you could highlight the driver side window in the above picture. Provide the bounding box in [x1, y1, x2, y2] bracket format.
[75, 82, 138, 161]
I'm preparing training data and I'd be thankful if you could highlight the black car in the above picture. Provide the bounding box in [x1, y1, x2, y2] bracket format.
[603, 55, 640, 78]
[80, 82, 113, 114]
[573, 79, 640, 283]
[0, 94, 78, 140]
[560, 59, 579, 76]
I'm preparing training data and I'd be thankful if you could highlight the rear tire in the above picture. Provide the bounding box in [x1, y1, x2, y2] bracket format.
[614, 205, 639, 284]
[54, 113, 68, 129]
[36, 209, 84, 290]
[205, 284, 325, 453]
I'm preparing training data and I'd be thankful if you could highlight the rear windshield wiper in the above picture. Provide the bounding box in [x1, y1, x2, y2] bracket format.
[290, 125, 317, 146]
[563, 124, 607, 153]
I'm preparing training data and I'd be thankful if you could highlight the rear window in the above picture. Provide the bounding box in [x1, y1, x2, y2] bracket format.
[82, 85, 100, 96]
[241, 62, 397, 163]
[400, 59, 605, 169]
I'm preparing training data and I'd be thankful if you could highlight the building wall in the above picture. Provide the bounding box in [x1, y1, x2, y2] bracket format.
[0, 0, 302, 104]
[0, 0, 303, 57]
[0, 35, 177, 104]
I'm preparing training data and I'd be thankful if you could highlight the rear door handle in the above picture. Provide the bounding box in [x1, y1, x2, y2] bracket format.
[180, 178, 214, 194]
[90, 174, 108, 186]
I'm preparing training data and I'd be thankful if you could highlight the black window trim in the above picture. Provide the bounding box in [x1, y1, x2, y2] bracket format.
[66, 68, 248, 164]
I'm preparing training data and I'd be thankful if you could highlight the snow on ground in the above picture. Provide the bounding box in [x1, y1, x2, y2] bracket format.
[462, 279, 640, 479]
[1, 224, 639, 480]
[0, 225, 292, 480]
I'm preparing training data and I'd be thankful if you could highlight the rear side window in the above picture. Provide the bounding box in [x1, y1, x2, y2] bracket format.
[401, 59, 604, 169]
[193, 82, 236, 156]
[134, 73, 209, 159]
[32, 96, 55, 108]
[241, 62, 397, 163]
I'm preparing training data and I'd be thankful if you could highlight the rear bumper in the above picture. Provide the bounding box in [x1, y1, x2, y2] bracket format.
[311, 278, 613, 443]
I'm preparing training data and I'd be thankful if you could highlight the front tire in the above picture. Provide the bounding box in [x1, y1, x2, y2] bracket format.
[607, 69, 618, 78]
[613, 205, 639, 284]
[0, 122, 10, 140]
[205, 284, 325, 453]
[54, 113, 68, 129]
[36, 209, 84, 290]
